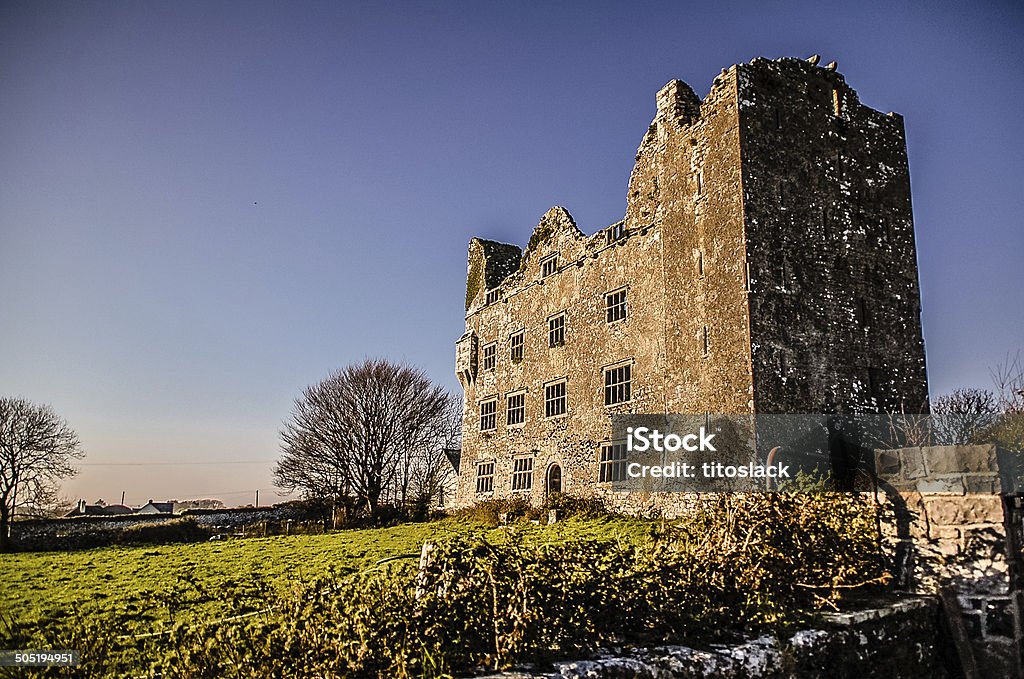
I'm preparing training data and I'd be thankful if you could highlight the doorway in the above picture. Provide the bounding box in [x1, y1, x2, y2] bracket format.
[546, 463, 562, 495]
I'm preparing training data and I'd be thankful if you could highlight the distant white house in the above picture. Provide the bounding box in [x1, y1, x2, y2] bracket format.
[135, 500, 178, 515]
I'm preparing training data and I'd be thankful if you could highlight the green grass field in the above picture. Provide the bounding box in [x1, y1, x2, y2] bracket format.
[0, 515, 650, 640]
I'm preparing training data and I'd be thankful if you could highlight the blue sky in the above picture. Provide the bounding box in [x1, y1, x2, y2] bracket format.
[1, 1, 1021, 505]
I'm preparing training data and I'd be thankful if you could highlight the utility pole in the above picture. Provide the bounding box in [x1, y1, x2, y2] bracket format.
[255, 489, 259, 508]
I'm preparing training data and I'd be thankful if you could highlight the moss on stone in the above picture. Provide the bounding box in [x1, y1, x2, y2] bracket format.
[519, 222, 556, 274]
[466, 246, 483, 311]
[525, 221, 556, 258]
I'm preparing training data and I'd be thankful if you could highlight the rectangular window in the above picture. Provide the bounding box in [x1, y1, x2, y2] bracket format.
[511, 456, 534, 491]
[702, 326, 710, 357]
[509, 330, 524, 363]
[599, 443, 628, 482]
[485, 289, 499, 305]
[696, 250, 704, 277]
[479, 398, 497, 431]
[482, 342, 496, 372]
[544, 379, 567, 418]
[475, 461, 495, 493]
[541, 255, 558, 278]
[696, 170, 704, 196]
[607, 222, 626, 243]
[506, 392, 525, 427]
[604, 363, 632, 405]
[605, 288, 627, 324]
[548, 313, 566, 347]
[832, 88, 841, 117]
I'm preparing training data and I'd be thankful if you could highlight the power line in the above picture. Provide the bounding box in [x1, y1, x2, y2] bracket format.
[78, 460, 276, 467]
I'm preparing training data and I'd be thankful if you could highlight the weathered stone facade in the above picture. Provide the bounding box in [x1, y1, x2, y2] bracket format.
[454, 57, 928, 508]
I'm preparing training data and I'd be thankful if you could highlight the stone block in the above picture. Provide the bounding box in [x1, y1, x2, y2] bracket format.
[964, 474, 1001, 495]
[962, 526, 1006, 557]
[929, 537, 961, 557]
[923, 497, 964, 525]
[922, 445, 997, 476]
[922, 446, 960, 475]
[900, 490, 926, 514]
[929, 525, 960, 542]
[917, 477, 965, 494]
[961, 496, 1005, 524]
[901, 448, 926, 479]
[875, 449, 901, 477]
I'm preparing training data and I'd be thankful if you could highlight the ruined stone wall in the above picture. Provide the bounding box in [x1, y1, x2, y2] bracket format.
[874, 444, 1022, 676]
[455, 208, 669, 506]
[10, 505, 311, 551]
[737, 57, 928, 414]
[454, 57, 930, 509]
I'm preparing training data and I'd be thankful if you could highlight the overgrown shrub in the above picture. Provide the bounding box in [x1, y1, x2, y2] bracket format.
[450, 496, 535, 526]
[541, 492, 609, 520]
[453, 493, 609, 526]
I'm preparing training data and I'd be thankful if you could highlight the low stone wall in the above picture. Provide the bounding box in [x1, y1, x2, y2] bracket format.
[11, 513, 180, 550]
[473, 596, 946, 678]
[874, 444, 1022, 677]
[9, 505, 310, 551]
[185, 505, 308, 529]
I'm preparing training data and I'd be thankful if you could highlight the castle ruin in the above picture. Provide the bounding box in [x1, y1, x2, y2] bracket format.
[453, 56, 929, 508]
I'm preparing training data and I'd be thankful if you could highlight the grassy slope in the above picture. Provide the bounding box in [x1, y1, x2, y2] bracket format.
[0, 515, 650, 638]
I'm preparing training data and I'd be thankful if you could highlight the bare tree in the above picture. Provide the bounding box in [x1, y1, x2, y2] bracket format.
[931, 388, 999, 445]
[992, 351, 1024, 414]
[274, 360, 457, 520]
[986, 352, 1024, 451]
[0, 398, 84, 550]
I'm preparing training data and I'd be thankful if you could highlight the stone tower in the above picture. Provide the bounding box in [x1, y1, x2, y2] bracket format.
[454, 57, 928, 508]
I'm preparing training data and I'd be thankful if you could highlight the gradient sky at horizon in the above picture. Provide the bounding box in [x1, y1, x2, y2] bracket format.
[2, 1, 1021, 506]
